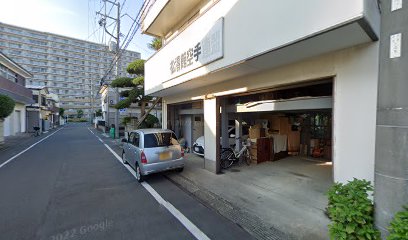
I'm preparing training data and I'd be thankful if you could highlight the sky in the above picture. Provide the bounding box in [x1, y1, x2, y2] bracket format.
[0, 0, 155, 59]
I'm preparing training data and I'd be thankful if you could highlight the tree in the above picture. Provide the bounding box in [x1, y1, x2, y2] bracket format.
[59, 108, 65, 117]
[0, 94, 15, 120]
[112, 59, 152, 116]
[0, 94, 15, 144]
[95, 109, 102, 117]
[110, 59, 158, 128]
[77, 109, 84, 118]
[148, 37, 162, 51]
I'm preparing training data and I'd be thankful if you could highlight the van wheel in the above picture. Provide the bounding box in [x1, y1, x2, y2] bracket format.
[135, 164, 145, 183]
[122, 151, 127, 164]
[175, 167, 184, 172]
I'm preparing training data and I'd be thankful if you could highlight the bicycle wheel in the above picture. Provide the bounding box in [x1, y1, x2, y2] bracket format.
[220, 148, 235, 169]
[244, 148, 252, 166]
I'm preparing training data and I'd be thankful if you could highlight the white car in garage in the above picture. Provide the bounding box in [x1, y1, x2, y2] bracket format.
[192, 126, 249, 156]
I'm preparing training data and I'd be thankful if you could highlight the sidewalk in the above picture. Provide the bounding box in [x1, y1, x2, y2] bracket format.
[92, 128, 330, 240]
[164, 154, 331, 240]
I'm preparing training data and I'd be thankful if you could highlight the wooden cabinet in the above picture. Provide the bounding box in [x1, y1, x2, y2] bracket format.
[250, 138, 271, 164]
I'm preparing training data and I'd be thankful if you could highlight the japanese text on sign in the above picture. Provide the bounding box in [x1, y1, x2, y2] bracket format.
[170, 18, 223, 75]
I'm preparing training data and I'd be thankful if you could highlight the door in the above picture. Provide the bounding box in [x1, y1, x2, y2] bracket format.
[182, 115, 192, 147]
[192, 115, 204, 144]
[128, 132, 141, 168]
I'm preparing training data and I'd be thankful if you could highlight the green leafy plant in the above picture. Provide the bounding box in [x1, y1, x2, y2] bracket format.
[95, 109, 102, 117]
[327, 178, 380, 240]
[148, 37, 162, 51]
[0, 94, 15, 120]
[126, 59, 145, 75]
[110, 77, 135, 88]
[76, 109, 84, 118]
[59, 107, 65, 117]
[388, 205, 408, 240]
[139, 114, 160, 128]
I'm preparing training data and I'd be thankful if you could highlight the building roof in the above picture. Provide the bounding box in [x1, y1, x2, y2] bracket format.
[0, 51, 33, 78]
[25, 85, 49, 94]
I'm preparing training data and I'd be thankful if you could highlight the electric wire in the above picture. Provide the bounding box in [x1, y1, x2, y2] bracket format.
[99, 0, 151, 86]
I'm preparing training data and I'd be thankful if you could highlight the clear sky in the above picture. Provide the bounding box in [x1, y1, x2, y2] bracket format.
[0, 0, 155, 59]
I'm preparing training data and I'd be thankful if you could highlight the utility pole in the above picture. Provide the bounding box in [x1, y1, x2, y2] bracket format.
[97, 0, 121, 138]
[90, 77, 94, 124]
[375, 0, 408, 238]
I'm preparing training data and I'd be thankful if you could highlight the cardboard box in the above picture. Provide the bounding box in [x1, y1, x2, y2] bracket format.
[249, 127, 265, 139]
[288, 131, 300, 152]
[279, 117, 289, 135]
[250, 146, 257, 159]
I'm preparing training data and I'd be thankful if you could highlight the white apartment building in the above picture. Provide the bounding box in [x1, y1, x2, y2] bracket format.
[0, 22, 141, 118]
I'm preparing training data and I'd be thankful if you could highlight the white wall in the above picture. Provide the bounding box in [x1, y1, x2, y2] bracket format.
[333, 42, 379, 183]
[163, 43, 379, 183]
[145, 0, 378, 94]
[3, 103, 26, 137]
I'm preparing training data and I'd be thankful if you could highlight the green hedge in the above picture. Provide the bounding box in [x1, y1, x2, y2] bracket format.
[0, 94, 15, 119]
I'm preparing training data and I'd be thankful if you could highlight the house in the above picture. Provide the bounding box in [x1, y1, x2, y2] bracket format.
[99, 84, 162, 132]
[140, 0, 405, 237]
[25, 86, 51, 133]
[0, 51, 33, 138]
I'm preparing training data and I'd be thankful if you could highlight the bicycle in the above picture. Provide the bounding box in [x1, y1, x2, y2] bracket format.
[32, 127, 40, 137]
[220, 139, 252, 169]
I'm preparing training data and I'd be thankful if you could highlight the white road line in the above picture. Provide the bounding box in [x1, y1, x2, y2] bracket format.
[87, 128, 210, 240]
[0, 128, 64, 169]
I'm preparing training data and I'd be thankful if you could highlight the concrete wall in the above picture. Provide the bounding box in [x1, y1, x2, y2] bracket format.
[375, 0, 408, 237]
[3, 103, 27, 136]
[163, 43, 379, 183]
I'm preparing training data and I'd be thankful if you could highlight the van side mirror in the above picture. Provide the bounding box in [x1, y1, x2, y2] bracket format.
[121, 138, 127, 143]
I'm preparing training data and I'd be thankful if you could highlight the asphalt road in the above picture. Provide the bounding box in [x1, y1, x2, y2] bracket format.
[0, 123, 254, 240]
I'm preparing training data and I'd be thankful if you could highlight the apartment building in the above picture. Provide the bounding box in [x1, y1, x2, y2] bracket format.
[140, 0, 405, 238]
[0, 22, 141, 118]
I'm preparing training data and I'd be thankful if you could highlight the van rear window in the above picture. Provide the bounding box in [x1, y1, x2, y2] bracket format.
[144, 132, 179, 148]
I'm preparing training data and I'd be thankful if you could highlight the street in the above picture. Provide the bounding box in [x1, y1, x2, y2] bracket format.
[0, 124, 254, 240]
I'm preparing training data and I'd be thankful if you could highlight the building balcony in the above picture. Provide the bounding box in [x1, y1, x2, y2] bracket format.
[143, 0, 380, 97]
[141, 0, 203, 37]
[0, 76, 33, 104]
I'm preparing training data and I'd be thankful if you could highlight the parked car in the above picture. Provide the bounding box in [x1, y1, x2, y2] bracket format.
[192, 126, 249, 156]
[121, 129, 184, 182]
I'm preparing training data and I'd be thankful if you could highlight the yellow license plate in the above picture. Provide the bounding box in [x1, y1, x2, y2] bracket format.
[159, 152, 171, 160]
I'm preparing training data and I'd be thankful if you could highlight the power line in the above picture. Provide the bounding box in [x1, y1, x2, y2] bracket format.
[99, 0, 151, 84]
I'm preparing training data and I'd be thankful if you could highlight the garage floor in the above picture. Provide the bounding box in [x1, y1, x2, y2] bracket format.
[172, 154, 332, 240]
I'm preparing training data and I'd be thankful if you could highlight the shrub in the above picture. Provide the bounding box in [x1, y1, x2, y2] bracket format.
[0, 94, 15, 119]
[327, 178, 380, 240]
[388, 205, 408, 240]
